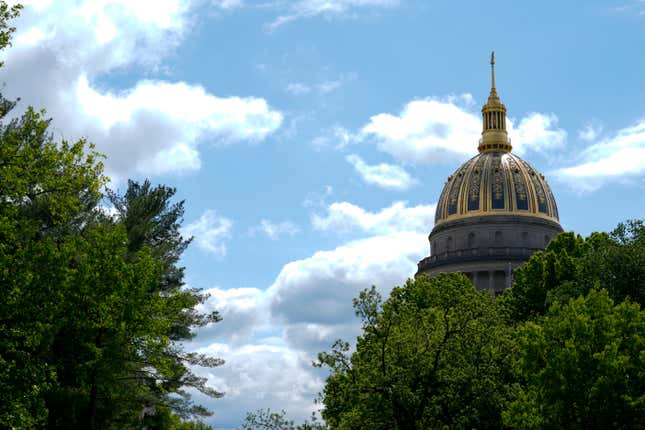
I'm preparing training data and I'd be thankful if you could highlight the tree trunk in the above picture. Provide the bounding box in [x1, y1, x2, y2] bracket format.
[88, 328, 104, 430]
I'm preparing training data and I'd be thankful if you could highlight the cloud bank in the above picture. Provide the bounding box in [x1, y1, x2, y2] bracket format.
[555, 119, 645, 191]
[358, 95, 567, 163]
[193, 200, 433, 426]
[1, 0, 282, 180]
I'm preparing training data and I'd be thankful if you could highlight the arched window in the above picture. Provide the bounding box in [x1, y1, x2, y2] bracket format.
[494, 231, 503, 244]
[522, 232, 529, 244]
[446, 236, 453, 251]
[544, 235, 550, 247]
[468, 232, 476, 248]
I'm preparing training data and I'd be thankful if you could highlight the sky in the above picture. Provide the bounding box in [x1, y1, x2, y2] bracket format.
[2, 0, 645, 428]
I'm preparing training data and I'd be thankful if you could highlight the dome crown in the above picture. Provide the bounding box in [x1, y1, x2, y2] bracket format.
[434, 53, 560, 226]
[434, 152, 559, 225]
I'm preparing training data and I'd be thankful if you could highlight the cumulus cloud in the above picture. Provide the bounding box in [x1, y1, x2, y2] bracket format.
[356, 95, 567, 164]
[269, 231, 425, 323]
[182, 210, 233, 257]
[511, 112, 567, 155]
[346, 153, 417, 190]
[191, 228, 428, 427]
[192, 341, 324, 428]
[1, 1, 282, 179]
[361, 95, 480, 162]
[191, 199, 435, 427]
[249, 219, 300, 240]
[192, 286, 272, 349]
[554, 120, 645, 191]
[196, 229, 428, 426]
[312, 201, 436, 235]
[268, 0, 400, 30]
[267, 230, 426, 351]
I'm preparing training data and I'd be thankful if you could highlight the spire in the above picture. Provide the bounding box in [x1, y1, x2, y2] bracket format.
[479, 51, 512, 153]
[490, 51, 496, 93]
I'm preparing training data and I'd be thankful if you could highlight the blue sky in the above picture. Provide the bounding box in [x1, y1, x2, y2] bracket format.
[2, 0, 645, 428]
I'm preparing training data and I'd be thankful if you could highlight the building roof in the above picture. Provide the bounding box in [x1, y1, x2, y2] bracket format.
[434, 151, 560, 225]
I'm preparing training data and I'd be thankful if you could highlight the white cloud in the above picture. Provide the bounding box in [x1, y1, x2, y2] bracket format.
[311, 125, 356, 151]
[182, 210, 233, 257]
[317, 79, 344, 94]
[191, 199, 434, 427]
[268, 0, 400, 30]
[312, 201, 436, 235]
[1, 1, 282, 180]
[286, 82, 312, 95]
[269, 232, 425, 325]
[555, 120, 645, 191]
[195, 229, 428, 427]
[267, 230, 426, 340]
[212, 0, 244, 10]
[250, 219, 300, 240]
[360, 95, 480, 162]
[192, 341, 324, 428]
[302, 185, 334, 208]
[578, 122, 602, 142]
[510, 112, 567, 155]
[346, 153, 417, 190]
[287, 74, 355, 96]
[358, 95, 567, 164]
[195, 287, 270, 346]
[190, 228, 428, 427]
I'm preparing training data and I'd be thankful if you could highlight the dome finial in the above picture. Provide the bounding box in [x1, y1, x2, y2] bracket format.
[490, 51, 496, 92]
[479, 51, 512, 153]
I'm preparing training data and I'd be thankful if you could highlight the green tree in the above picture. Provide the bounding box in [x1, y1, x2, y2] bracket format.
[0, 5, 223, 425]
[0, 1, 21, 66]
[503, 289, 645, 429]
[101, 180, 224, 427]
[240, 409, 327, 430]
[0, 102, 106, 427]
[317, 274, 517, 430]
[501, 220, 645, 322]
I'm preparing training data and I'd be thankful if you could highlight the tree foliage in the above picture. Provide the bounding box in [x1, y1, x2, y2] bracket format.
[316, 274, 517, 429]
[501, 221, 645, 323]
[504, 289, 645, 429]
[240, 409, 327, 430]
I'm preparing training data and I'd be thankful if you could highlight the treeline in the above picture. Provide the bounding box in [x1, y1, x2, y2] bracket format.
[0, 4, 220, 429]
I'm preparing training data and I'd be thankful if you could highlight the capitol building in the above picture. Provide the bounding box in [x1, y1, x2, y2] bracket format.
[417, 53, 563, 292]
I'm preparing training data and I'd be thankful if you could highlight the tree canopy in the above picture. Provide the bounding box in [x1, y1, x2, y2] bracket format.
[501, 220, 645, 323]
[316, 274, 517, 429]
[504, 290, 645, 429]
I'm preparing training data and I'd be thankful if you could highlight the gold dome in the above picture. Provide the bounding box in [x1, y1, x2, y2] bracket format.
[434, 152, 559, 225]
[434, 52, 560, 226]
